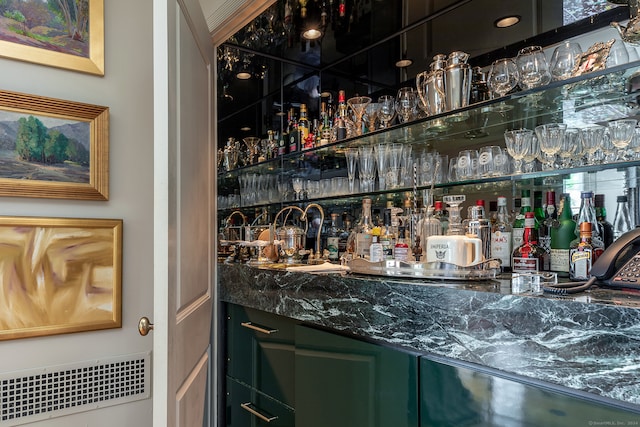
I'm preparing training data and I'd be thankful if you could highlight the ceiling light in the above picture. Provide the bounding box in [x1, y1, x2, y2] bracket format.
[302, 28, 323, 40]
[240, 126, 251, 132]
[494, 15, 521, 28]
[236, 70, 251, 80]
[395, 58, 413, 68]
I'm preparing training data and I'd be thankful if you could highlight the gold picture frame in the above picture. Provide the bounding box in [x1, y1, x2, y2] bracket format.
[571, 39, 615, 77]
[0, 0, 104, 75]
[0, 216, 122, 341]
[0, 89, 109, 200]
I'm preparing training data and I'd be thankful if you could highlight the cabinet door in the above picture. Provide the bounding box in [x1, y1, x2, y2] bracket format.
[419, 356, 640, 426]
[226, 378, 295, 427]
[226, 303, 296, 406]
[295, 325, 419, 427]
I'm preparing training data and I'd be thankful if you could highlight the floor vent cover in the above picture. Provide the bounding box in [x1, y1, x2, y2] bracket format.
[0, 352, 150, 426]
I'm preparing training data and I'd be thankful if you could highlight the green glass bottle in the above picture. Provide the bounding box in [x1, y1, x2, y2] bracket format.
[550, 193, 577, 277]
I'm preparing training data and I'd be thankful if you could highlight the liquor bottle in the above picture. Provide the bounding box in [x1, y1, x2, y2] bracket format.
[490, 196, 512, 272]
[380, 208, 394, 260]
[298, 103, 310, 147]
[288, 107, 300, 153]
[369, 229, 384, 262]
[327, 213, 341, 262]
[512, 212, 546, 273]
[512, 189, 532, 250]
[354, 197, 373, 259]
[550, 193, 576, 277]
[339, 214, 351, 258]
[569, 222, 595, 280]
[394, 226, 410, 261]
[534, 191, 546, 226]
[419, 205, 442, 254]
[333, 90, 349, 142]
[319, 101, 331, 146]
[594, 194, 614, 248]
[278, 119, 288, 156]
[433, 201, 449, 234]
[539, 190, 558, 271]
[467, 201, 491, 261]
[612, 195, 633, 240]
[573, 191, 604, 258]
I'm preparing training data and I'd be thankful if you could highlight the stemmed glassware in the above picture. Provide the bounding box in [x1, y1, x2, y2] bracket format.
[378, 95, 396, 129]
[549, 41, 582, 81]
[521, 135, 539, 173]
[579, 125, 606, 165]
[504, 129, 533, 174]
[345, 148, 359, 192]
[607, 119, 638, 161]
[395, 88, 417, 142]
[535, 123, 567, 170]
[386, 143, 403, 188]
[374, 143, 389, 190]
[487, 58, 519, 112]
[365, 102, 380, 133]
[558, 128, 580, 168]
[292, 177, 304, 201]
[358, 146, 376, 192]
[347, 96, 372, 136]
[516, 46, 551, 90]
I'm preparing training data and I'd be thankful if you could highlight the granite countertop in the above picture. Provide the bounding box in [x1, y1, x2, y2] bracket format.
[218, 263, 640, 409]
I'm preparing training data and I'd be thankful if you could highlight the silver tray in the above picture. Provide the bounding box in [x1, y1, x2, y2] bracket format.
[346, 258, 501, 281]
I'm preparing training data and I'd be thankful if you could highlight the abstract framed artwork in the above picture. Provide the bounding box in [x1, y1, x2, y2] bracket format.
[0, 89, 109, 200]
[0, 0, 104, 75]
[0, 216, 122, 341]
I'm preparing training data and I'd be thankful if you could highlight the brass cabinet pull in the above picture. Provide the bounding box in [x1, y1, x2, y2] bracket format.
[240, 321, 278, 334]
[240, 402, 278, 422]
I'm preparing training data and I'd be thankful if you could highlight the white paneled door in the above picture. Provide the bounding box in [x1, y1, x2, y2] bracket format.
[153, 0, 215, 425]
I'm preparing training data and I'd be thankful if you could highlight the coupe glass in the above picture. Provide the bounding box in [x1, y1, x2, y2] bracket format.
[378, 95, 396, 128]
[347, 96, 372, 136]
[487, 58, 519, 112]
[504, 129, 533, 174]
[535, 123, 567, 170]
[549, 41, 582, 81]
[607, 119, 637, 160]
[516, 46, 551, 90]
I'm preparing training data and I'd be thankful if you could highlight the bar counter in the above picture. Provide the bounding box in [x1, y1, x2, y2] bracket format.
[218, 263, 640, 408]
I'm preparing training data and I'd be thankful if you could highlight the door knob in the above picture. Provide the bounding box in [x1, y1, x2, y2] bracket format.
[138, 317, 154, 336]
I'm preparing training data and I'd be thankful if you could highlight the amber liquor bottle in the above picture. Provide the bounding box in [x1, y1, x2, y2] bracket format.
[569, 222, 595, 281]
[512, 212, 546, 273]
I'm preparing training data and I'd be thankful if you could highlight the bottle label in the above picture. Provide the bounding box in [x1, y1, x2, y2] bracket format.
[512, 257, 538, 272]
[513, 227, 524, 248]
[356, 233, 372, 258]
[550, 248, 570, 273]
[394, 246, 409, 261]
[570, 248, 592, 280]
[327, 236, 340, 260]
[490, 231, 512, 267]
[370, 243, 384, 262]
[381, 238, 393, 259]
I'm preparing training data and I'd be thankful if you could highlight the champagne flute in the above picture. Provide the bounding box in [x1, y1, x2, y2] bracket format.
[487, 58, 519, 112]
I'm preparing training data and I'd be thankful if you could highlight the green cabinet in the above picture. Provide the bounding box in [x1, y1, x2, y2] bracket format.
[295, 325, 419, 427]
[226, 378, 295, 427]
[419, 356, 639, 427]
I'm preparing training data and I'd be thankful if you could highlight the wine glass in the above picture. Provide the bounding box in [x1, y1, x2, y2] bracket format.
[516, 46, 551, 90]
[549, 41, 582, 81]
[487, 58, 519, 112]
[395, 87, 417, 123]
[504, 129, 533, 174]
[535, 123, 567, 170]
[378, 95, 396, 128]
[558, 127, 580, 168]
[292, 177, 304, 201]
[365, 102, 380, 132]
[579, 125, 605, 165]
[347, 96, 372, 136]
[607, 119, 637, 161]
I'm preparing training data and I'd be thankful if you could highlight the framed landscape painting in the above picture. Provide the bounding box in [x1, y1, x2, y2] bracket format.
[0, 216, 122, 341]
[0, 89, 109, 200]
[0, 0, 104, 75]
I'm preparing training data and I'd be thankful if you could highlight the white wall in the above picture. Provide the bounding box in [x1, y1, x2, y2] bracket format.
[1, 0, 155, 425]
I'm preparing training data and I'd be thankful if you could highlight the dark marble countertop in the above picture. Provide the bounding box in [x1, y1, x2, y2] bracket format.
[218, 263, 640, 408]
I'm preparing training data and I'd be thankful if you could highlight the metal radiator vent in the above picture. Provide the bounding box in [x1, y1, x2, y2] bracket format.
[0, 352, 150, 426]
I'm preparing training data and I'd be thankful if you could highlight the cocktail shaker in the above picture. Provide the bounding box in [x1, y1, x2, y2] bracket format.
[444, 51, 472, 118]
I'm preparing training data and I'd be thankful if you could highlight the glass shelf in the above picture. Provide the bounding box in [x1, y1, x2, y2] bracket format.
[217, 60, 640, 213]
